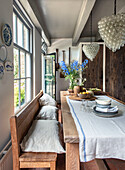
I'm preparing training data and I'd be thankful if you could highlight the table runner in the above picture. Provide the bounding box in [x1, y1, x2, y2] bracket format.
[66, 95, 125, 162]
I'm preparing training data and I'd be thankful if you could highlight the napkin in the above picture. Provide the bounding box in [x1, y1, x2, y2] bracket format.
[96, 106, 118, 113]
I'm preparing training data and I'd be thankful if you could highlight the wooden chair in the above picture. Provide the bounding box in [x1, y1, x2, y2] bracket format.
[10, 91, 57, 170]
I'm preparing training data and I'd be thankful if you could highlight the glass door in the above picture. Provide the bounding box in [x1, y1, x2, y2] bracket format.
[43, 54, 56, 99]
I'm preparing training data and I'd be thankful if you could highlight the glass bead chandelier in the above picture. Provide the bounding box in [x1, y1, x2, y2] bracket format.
[83, 43, 99, 61]
[98, 0, 125, 52]
[83, 11, 100, 61]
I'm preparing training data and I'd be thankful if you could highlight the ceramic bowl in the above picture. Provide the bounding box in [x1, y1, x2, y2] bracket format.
[95, 99, 111, 105]
[86, 90, 94, 96]
[78, 93, 91, 99]
[96, 103, 111, 108]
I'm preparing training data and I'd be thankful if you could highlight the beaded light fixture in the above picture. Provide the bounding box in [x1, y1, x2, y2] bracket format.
[83, 43, 99, 61]
[83, 11, 100, 61]
[98, 0, 125, 52]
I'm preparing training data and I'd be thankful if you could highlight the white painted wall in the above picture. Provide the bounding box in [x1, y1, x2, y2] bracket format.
[0, 0, 42, 157]
[48, 38, 80, 102]
[0, 0, 13, 152]
[33, 28, 41, 97]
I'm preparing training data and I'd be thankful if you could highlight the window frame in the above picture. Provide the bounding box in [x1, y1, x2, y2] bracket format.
[13, 5, 33, 113]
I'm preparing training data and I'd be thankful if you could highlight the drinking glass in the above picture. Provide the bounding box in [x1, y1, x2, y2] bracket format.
[84, 100, 91, 112]
[80, 99, 85, 111]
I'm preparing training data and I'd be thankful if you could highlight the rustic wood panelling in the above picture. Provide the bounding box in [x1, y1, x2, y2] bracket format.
[82, 44, 125, 102]
[106, 46, 125, 102]
[82, 45, 103, 89]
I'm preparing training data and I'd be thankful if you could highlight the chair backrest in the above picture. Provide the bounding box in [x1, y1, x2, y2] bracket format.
[10, 91, 43, 163]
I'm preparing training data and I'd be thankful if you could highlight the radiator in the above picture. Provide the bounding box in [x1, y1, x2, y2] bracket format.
[0, 140, 13, 170]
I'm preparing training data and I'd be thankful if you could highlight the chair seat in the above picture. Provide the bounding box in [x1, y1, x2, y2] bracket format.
[19, 152, 57, 162]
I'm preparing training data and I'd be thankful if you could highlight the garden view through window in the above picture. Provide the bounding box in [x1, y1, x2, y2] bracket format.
[44, 55, 56, 99]
[13, 11, 32, 112]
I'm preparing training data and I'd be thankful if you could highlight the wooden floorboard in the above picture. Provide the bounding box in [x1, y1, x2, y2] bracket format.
[104, 159, 125, 170]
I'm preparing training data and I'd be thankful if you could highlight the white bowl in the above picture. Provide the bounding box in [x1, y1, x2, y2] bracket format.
[95, 99, 111, 105]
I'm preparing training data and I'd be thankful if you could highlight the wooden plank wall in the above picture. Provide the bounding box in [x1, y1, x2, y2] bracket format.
[82, 45, 103, 89]
[82, 44, 125, 102]
[106, 46, 125, 102]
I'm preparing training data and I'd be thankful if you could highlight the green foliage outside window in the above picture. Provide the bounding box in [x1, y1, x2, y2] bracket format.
[14, 82, 25, 107]
[14, 51, 25, 108]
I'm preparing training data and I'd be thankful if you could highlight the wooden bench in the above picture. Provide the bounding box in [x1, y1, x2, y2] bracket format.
[10, 91, 57, 170]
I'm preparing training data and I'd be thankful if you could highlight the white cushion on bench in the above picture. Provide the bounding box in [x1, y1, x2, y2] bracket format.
[39, 93, 56, 106]
[20, 120, 65, 153]
[36, 106, 58, 120]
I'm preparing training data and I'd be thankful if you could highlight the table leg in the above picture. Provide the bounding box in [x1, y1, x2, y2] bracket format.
[66, 143, 80, 170]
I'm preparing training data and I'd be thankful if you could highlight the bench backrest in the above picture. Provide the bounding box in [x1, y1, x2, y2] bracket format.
[10, 91, 43, 166]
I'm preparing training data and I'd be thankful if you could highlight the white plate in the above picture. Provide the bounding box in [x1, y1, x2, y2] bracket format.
[0, 45, 7, 62]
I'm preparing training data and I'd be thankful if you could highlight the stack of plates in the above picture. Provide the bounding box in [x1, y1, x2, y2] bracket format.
[94, 99, 118, 117]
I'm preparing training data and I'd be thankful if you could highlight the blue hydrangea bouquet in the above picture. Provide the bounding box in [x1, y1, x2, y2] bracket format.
[59, 59, 88, 90]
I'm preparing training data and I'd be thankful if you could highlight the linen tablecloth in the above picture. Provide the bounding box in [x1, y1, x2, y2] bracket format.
[66, 95, 125, 162]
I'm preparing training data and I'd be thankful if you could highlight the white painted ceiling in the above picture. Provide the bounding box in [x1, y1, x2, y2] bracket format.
[27, 0, 125, 43]
[31, 0, 83, 38]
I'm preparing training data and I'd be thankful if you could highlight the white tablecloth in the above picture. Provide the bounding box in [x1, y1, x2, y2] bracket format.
[66, 95, 125, 162]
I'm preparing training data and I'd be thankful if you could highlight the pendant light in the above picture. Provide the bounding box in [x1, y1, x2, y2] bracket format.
[83, 11, 100, 61]
[98, 0, 125, 52]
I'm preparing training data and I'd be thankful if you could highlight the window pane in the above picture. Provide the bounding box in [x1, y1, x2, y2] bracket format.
[13, 11, 32, 112]
[20, 51, 25, 78]
[14, 80, 19, 111]
[14, 48, 19, 78]
[45, 75, 52, 79]
[26, 78, 31, 102]
[24, 26, 29, 51]
[45, 59, 52, 74]
[21, 79, 25, 106]
[45, 80, 52, 96]
[26, 53, 31, 77]
[17, 18, 23, 47]
[13, 13, 17, 43]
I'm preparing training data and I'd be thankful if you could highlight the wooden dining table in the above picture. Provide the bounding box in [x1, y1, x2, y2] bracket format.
[60, 91, 125, 170]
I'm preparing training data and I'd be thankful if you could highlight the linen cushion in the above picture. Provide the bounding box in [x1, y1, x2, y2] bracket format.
[20, 120, 65, 153]
[36, 105, 58, 120]
[39, 93, 56, 106]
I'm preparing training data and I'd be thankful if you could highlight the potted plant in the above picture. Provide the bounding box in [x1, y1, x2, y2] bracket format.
[59, 59, 88, 92]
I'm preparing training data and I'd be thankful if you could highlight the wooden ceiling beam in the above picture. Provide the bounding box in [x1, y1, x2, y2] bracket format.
[72, 0, 96, 46]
